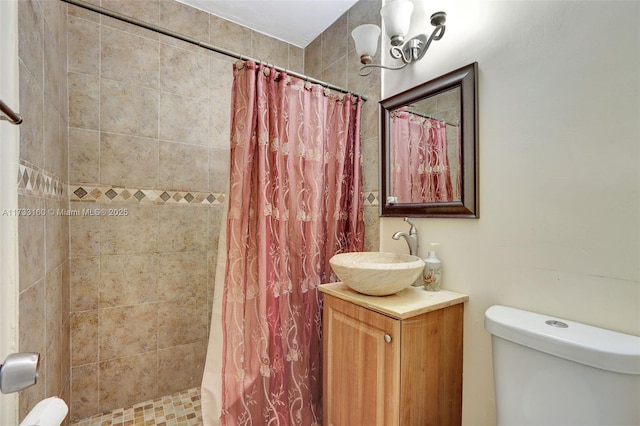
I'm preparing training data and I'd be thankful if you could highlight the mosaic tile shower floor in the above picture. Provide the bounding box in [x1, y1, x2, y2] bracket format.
[70, 388, 202, 426]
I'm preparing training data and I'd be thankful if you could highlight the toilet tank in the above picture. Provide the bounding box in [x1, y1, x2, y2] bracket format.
[485, 305, 640, 426]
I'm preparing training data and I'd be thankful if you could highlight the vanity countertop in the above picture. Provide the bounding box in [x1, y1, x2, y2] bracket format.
[319, 282, 468, 320]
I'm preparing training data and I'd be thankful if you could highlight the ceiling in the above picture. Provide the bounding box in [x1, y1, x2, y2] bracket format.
[176, 0, 359, 48]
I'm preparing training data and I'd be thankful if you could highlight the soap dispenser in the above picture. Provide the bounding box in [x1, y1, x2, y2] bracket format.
[423, 243, 442, 291]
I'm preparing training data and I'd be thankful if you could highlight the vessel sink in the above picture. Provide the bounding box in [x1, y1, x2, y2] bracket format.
[329, 252, 425, 296]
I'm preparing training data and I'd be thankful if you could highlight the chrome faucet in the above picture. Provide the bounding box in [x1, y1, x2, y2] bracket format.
[392, 217, 418, 256]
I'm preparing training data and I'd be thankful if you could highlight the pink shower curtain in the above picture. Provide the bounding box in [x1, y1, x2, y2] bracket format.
[221, 61, 364, 425]
[390, 110, 453, 202]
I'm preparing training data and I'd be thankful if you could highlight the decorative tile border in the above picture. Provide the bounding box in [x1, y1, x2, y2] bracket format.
[17, 160, 67, 200]
[363, 191, 379, 206]
[70, 185, 374, 207]
[70, 184, 226, 205]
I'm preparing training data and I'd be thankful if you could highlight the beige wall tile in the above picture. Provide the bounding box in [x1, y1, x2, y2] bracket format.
[69, 128, 99, 184]
[206, 249, 217, 331]
[100, 79, 159, 138]
[71, 311, 99, 365]
[100, 254, 158, 307]
[158, 93, 209, 145]
[71, 364, 99, 421]
[361, 136, 379, 192]
[99, 353, 158, 413]
[345, 49, 380, 100]
[304, 37, 322, 78]
[101, 0, 160, 38]
[62, 260, 71, 326]
[68, 16, 100, 75]
[67, 0, 100, 23]
[208, 205, 224, 251]
[159, 0, 209, 43]
[359, 89, 380, 141]
[158, 141, 208, 191]
[43, 20, 65, 108]
[157, 205, 208, 252]
[70, 256, 100, 312]
[101, 26, 160, 89]
[70, 211, 100, 257]
[99, 304, 158, 360]
[69, 72, 100, 130]
[19, 278, 45, 355]
[209, 57, 233, 103]
[45, 266, 63, 345]
[210, 99, 230, 149]
[363, 206, 380, 252]
[100, 132, 159, 188]
[43, 99, 65, 179]
[208, 147, 229, 194]
[45, 199, 69, 273]
[252, 32, 289, 67]
[157, 297, 207, 349]
[160, 44, 210, 99]
[45, 321, 64, 397]
[18, 196, 45, 291]
[321, 55, 347, 88]
[157, 341, 207, 395]
[100, 204, 158, 255]
[157, 252, 207, 301]
[19, 62, 44, 167]
[18, 0, 69, 419]
[209, 15, 252, 55]
[289, 45, 305, 74]
[321, 13, 348, 70]
[18, 0, 44, 85]
[18, 360, 45, 425]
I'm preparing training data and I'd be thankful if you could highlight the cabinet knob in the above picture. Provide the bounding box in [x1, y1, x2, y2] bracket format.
[384, 334, 392, 343]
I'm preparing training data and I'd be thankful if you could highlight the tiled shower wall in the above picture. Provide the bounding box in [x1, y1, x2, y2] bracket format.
[305, 0, 382, 251]
[17, 0, 70, 422]
[65, 0, 305, 421]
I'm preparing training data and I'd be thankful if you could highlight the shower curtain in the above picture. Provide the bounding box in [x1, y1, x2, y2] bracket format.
[202, 60, 364, 426]
[390, 109, 454, 203]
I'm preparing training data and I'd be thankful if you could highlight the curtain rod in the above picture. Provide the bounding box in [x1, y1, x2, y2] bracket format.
[401, 107, 456, 127]
[0, 98, 22, 125]
[61, 0, 368, 101]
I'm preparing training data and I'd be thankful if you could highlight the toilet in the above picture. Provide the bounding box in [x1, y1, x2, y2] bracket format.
[485, 305, 640, 425]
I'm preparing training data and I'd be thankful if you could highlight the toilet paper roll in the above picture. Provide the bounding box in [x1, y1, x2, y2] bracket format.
[19, 397, 68, 426]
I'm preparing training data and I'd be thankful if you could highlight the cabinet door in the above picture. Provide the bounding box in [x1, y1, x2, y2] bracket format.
[323, 295, 401, 426]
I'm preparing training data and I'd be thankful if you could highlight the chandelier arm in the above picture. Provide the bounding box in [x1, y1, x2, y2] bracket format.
[358, 62, 409, 76]
[415, 25, 446, 61]
[389, 45, 412, 64]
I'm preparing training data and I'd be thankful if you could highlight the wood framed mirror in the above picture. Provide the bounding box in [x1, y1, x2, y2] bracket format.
[380, 62, 478, 218]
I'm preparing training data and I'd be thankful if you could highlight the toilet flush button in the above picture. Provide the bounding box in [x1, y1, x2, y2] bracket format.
[545, 320, 569, 328]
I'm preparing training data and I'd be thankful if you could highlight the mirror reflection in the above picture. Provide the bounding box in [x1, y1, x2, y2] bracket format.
[380, 62, 478, 218]
[388, 86, 461, 203]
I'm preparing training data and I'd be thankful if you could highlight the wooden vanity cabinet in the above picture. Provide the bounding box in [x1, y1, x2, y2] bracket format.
[321, 287, 465, 426]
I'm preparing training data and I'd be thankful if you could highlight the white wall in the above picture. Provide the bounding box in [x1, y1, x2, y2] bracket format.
[380, 1, 640, 424]
[0, 0, 20, 423]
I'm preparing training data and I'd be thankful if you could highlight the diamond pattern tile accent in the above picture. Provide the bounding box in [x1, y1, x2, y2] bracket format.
[17, 161, 67, 200]
[363, 191, 379, 206]
[70, 185, 226, 205]
[74, 187, 88, 199]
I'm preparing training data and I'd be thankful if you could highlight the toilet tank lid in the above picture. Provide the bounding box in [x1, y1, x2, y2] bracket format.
[485, 305, 640, 375]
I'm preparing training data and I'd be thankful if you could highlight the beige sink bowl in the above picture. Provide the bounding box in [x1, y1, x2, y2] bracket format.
[329, 252, 425, 296]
